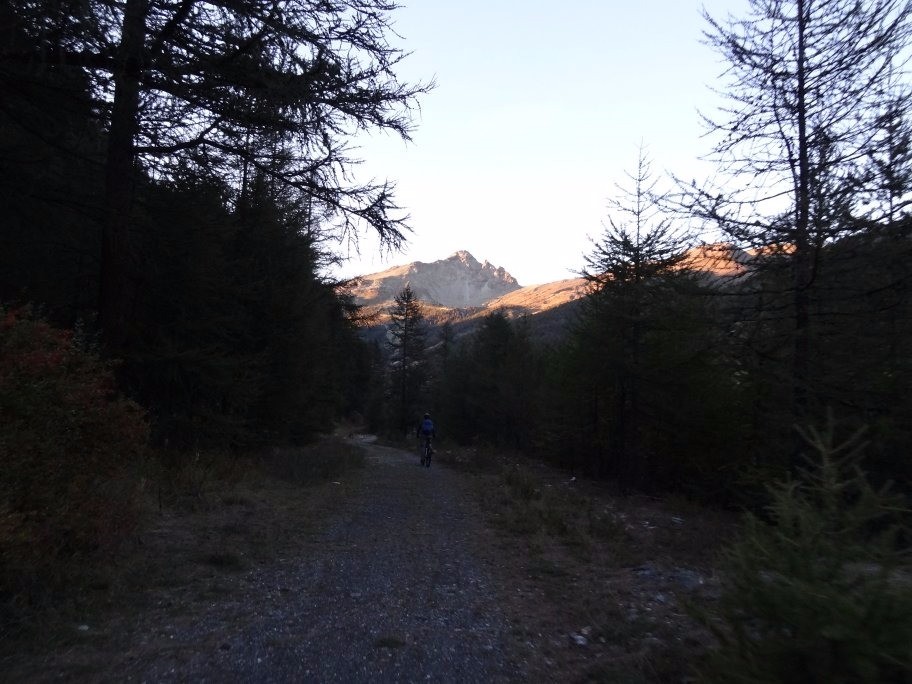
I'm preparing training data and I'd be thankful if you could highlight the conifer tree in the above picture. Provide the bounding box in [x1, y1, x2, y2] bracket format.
[693, 0, 912, 435]
[575, 146, 693, 487]
[0, 0, 431, 350]
[387, 284, 426, 434]
[699, 419, 912, 682]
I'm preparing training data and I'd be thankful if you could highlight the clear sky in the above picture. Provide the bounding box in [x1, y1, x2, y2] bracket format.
[331, 0, 748, 286]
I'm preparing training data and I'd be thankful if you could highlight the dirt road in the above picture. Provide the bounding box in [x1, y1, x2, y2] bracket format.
[6, 437, 737, 682]
[45, 441, 519, 682]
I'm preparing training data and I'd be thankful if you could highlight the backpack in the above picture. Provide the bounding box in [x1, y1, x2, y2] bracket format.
[420, 418, 434, 435]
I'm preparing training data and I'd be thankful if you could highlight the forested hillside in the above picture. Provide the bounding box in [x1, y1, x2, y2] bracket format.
[383, 148, 912, 500]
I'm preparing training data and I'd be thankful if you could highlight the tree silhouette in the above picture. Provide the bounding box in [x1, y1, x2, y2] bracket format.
[387, 284, 427, 434]
[577, 146, 693, 486]
[692, 0, 912, 436]
[0, 0, 431, 350]
[440, 312, 539, 450]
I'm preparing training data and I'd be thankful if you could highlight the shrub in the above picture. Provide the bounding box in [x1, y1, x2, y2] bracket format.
[697, 418, 912, 683]
[0, 307, 149, 602]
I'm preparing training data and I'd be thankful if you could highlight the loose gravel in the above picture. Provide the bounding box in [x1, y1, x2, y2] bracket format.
[93, 442, 520, 683]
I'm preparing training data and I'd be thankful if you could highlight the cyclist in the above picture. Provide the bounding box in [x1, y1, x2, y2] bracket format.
[416, 413, 436, 465]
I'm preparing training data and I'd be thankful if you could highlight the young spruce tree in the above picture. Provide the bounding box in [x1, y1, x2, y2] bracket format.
[574, 145, 695, 488]
[699, 418, 912, 683]
[387, 284, 427, 435]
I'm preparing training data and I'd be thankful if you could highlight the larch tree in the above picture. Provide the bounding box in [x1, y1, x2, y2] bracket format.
[0, 0, 431, 350]
[387, 283, 426, 434]
[691, 0, 912, 432]
[577, 145, 693, 487]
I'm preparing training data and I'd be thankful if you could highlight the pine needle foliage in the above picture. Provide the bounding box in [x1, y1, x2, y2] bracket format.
[387, 284, 427, 434]
[698, 417, 912, 683]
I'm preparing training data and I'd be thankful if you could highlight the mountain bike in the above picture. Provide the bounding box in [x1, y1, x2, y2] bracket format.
[420, 436, 433, 468]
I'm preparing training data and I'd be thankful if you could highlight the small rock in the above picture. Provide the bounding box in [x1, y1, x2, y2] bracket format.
[570, 633, 587, 646]
[77, 624, 90, 632]
[674, 568, 704, 591]
[633, 563, 658, 579]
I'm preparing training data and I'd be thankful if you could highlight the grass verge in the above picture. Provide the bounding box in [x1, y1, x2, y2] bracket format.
[460, 454, 736, 683]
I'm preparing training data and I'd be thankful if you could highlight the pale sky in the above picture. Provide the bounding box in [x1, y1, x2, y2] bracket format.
[331, 0, 748, 286]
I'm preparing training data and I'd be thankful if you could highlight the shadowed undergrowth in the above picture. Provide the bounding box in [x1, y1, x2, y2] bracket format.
[1, 436, 366, 658]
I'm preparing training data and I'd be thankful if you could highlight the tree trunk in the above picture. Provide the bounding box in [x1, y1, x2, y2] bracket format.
[100, 0, 146, 352]
[792, 0, 812, 439]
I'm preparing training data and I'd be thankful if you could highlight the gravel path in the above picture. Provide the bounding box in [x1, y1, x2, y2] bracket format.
[105, 441, 519, 682]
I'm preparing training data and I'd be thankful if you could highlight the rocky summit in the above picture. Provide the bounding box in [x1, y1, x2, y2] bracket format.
[346, 250, 521, 309]
[342, 242, 758, 337]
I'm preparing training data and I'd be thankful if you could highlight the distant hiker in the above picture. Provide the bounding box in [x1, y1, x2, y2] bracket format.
[417, 413, 436, 461]
[417, 413, 435, 442]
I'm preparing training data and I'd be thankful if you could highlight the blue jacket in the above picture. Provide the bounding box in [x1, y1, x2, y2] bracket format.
[417, 418, 435, 438]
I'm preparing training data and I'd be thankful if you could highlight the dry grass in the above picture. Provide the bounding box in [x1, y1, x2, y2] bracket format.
[461, 455, 737, 683]
[433, 442, 517, 473]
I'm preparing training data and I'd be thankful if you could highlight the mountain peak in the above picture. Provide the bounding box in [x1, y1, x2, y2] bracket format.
[346, 252, 521, 309]
[449, 250, 480, 267]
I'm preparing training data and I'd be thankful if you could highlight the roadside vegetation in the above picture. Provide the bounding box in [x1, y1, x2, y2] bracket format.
[0, 307, 366, 651]
[440, 425, 910, 682]
[434, 445, 733, 682]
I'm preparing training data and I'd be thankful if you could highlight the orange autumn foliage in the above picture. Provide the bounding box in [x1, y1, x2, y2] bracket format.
[0, 307, 149, 593]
